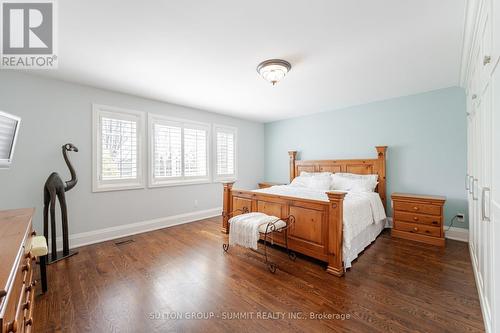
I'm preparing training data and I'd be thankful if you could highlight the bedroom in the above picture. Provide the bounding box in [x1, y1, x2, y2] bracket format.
[0, 0, 498, 332]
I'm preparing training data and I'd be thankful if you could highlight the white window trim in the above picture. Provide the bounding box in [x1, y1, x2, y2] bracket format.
[148, 113, 211, 188]
[92, 104, 146, 192]
[213, 124, 238, 182]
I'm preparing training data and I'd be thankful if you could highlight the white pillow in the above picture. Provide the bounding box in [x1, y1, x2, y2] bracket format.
[291, 173, 332, 190]
[331, 173, 378, 192]
[308, 176, 332, 191]
[290, 175, 311, 188]
[330, 174, 353, 191]
[336, 172, 378, 183]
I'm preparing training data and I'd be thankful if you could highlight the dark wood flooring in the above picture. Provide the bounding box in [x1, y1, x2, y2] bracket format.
[34, 217, 484, 333]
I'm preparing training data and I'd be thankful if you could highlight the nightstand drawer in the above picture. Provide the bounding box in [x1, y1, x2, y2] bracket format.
[393, 201, 441, 216]
[394, 221, 441, 237]
[394, 211, 441, 226]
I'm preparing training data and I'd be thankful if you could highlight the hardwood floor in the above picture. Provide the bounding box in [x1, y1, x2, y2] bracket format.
[34, 217, 484, 333]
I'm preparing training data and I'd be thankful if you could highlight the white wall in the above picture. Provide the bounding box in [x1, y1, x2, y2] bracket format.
[0, 72, 264, 237]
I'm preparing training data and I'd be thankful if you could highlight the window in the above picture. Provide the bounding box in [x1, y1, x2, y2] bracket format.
[93, 105, 145, 192]
[214, 125, 237, 181]
[149, 114, 210, 187]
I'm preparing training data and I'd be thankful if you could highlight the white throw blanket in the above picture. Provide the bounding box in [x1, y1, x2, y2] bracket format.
[229, 212, 280, 250]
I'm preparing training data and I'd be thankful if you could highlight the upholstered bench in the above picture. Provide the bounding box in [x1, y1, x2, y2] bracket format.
[222, 211, 296, 273]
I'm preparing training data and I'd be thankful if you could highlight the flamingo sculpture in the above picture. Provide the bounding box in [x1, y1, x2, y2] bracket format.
[43, 143, 79, 262]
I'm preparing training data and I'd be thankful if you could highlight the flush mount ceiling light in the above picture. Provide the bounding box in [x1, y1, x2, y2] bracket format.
[256, 59, 291, 85]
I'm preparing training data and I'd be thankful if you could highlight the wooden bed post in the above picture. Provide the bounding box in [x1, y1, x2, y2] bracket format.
[222, 182, 234, 234]
[326, 191, 346, 277]
[375, 146, 388, 210]
[288, 151, 297, 183]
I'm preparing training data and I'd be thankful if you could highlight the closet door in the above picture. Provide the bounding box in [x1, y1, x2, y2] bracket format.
[479, 81, 493, 327]
[491, 0, 500, 331]
[491, 62, 500, 333]
[476, 1, 495, 330]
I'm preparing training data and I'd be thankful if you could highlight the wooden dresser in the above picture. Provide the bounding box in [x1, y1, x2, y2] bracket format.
[391, 193, 446, 247]
[0, 209, 36, 333]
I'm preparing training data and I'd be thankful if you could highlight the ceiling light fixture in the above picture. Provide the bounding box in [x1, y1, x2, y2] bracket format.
[256, 59, 291, 85]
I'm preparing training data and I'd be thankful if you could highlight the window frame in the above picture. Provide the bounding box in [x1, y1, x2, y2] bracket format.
[148, 113, 211, 188]
[213, 124, 238, 182]
[92, 104, 146, 192]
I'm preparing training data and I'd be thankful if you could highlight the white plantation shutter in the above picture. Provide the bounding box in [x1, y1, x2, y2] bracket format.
[0, 114, 19, 160]
[93, 105, 145, 192]
[149, 115, 210, 186]
[215, 126, 237, 180]
[153, 123, 182, 178]
[184, 127, 207, 177]
[216, 131, 234, 175]
[101, 117, 138, 180]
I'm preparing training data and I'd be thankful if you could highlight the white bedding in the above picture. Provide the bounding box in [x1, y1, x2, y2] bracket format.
[252, 185, 387, 268]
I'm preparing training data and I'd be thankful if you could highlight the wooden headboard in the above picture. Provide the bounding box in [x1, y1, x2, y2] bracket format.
[288, 146, 388, 209]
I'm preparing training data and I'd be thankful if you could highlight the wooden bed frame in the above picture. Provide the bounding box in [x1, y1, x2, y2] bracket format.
[221, 146, 387, 277]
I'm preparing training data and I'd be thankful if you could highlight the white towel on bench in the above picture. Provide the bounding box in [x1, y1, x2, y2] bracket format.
[229, 212, 281, 250]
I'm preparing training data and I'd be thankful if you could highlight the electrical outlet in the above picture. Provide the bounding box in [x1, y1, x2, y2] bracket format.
[456, 213, 464, 223]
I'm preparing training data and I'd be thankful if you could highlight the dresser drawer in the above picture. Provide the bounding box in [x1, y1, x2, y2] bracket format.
[394, 211, 441, 226]
[393, 201, 441, 216]
[394, 221, 441, 237]
[2, 256, 30, 333]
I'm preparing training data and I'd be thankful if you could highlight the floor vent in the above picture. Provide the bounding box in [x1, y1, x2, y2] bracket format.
[114, 239, 135, 246]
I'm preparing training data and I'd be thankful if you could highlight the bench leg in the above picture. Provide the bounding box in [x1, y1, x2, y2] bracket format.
[40, 255, 48, 293]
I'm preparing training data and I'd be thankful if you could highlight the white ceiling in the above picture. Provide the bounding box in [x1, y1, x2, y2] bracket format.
[38, 0, 466, 122]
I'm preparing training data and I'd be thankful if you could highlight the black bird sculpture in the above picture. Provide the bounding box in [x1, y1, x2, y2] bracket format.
[43, 143, 79, 262]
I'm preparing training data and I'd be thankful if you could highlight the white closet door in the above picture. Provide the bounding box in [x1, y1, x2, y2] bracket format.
[490, 27, 500, 333]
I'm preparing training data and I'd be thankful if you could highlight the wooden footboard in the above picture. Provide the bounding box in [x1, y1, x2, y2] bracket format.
[222, 183, 346, 276]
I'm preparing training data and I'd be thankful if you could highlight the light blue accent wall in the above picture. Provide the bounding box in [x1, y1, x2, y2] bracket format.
[264, 87, 468, 228]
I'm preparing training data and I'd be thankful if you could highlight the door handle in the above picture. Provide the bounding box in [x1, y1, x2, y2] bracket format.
[472, 179, 478, 200]
[482, 187, 491, 222]
[484, 55, 491, 65]
[466, 174, 470, 191]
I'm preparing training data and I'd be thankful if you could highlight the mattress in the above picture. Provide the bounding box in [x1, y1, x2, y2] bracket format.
[253, 185, 387, 269]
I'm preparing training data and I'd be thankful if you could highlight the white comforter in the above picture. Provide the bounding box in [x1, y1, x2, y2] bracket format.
[252, 185, 386, 250]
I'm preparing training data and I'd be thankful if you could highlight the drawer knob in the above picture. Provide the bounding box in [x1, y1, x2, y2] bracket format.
[413, 206, 419, 211]
[25, 318, 33, 327]
[425, 230, 430, 233]
[6, 320, 17, 333]
[25, 284, 32, 293]
[23, 300, 30, 311]
[432, 221, 438, 225]
[22, 263, 29, 272]
[413, 227, 419, 232]
[413, 217, 419, 221]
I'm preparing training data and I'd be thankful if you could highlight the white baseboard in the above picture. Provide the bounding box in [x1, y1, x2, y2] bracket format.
[386, 217, 469, 242]
[52, 207, 222, 251]
[444, 226, 469, 242]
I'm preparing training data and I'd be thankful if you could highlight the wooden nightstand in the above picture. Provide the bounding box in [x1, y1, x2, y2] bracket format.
[391, 193, 446, 247]
[258, 182, 285, 189]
